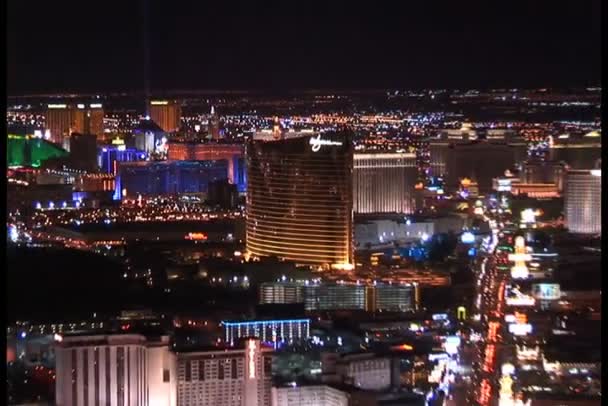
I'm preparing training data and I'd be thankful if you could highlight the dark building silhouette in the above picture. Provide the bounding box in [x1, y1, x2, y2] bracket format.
[69, 133, 98, 172]
[207, 179, 239, 209]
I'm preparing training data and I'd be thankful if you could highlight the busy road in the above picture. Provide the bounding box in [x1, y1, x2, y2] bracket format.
[463, 205, 511, 406]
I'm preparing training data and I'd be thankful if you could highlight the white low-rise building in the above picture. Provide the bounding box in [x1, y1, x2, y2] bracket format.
[271, 385, 348, 406]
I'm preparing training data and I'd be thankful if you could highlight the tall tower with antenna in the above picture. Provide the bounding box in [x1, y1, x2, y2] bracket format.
[142, 0, 151, 118]
[209, 106, 220, 140]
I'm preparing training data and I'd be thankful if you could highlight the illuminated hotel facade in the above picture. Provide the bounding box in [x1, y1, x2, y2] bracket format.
[259, 282, 418, 313]
[564, 169, 601, 234]
[45, 103, 105, 147]
[149, 100, 181, 133]
[427, 128, 527, 192]
[46, 104, 72, 144]
[176, 338, 272, 406]
[56, 335, 270, 406]
[167, 142, 245, 189]
[353, 152, 417, 214]
[222, 319, 310, 347]
[271, 385, 348, 406]
[71, 103, 104, 138]
[55, 334, 177, 406]
[246, 131, 353, 269]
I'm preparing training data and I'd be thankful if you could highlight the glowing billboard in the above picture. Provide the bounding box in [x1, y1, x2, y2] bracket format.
[461, 231, 475, 244]
[509, 236, 530, 279]
[520, 209, 536, 224]
[505, 297, 535, 306]
[531, 283, 561, 300]
[508, 323, 532, 336]
[185, 232, 208, 241]
[444, 336, 461, 355]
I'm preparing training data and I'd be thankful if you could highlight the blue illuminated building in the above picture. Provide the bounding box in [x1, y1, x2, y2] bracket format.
[388, 246, 427, 261]
[222, 318, 310, 347]
[461, 231, 475, 244]
[426, 176, 444, 192]
[118, 160, 229, 197]
[99, 146, 147, 174]
[233, 156, 247, 193]
[113, 176, 122, 201]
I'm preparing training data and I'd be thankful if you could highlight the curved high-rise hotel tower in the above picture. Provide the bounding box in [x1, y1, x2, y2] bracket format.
[353, 152, 417, 214]
[564, 169, 601, 235]
[246, 131, 353, 269]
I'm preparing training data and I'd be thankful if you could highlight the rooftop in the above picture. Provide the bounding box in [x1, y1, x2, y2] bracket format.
[133, 119, 165, 134]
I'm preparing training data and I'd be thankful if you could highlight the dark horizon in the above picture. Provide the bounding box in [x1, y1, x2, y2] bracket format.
[7, 1, 602, 95]
[5, 85, 603, 100]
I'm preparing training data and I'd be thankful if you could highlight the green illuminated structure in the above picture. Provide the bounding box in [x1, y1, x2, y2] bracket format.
[7, 135, 68, 168]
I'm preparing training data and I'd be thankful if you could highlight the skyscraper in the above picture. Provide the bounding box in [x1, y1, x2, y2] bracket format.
[427, 127, 526, 192]
[520, 159, 566, 192]
[564, 169, 601, 234]
[548, 133, 602, 169]
[69, 133, 98, 172]
[55, 335, 271, 406]
[149, 100, 181, 133]
[246, 131, 353, 269]
[45, 104, 72, 145]
[88, 103, 105, 138]
[353, 152, 417, 214]
[54, 334, 176, 406]
[208, 106, 220, 140]
[46, 103, 105, 148]
[176, 338, 272, 406]
[71, 103, 105, 138]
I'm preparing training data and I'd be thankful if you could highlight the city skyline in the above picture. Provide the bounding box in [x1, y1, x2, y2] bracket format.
[6, 2, 602, 406]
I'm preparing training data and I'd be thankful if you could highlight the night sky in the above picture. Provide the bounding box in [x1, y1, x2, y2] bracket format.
[7, 1, 601, 94]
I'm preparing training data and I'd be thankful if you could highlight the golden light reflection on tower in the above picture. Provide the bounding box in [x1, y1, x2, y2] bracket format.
[246, 131, 353, 269]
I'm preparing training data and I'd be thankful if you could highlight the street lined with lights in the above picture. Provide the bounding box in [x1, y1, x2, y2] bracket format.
[461, 196, 530, 405]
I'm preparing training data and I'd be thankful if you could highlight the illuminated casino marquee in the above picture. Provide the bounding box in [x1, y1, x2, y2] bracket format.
[185, 232, 208, 241]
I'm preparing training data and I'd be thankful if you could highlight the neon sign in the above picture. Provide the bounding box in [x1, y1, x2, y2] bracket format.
[509, 236, 530, 279]
[505, 297, 535, 306]
[185, 232, 207, 241]
[309, 134, 342, 152]
[461, 231, 475, 244]
[247, 340, 257, 379]
[521, 209, 536, 224]
[531, 283, 561, 300]
[428, 353, 450, 362]
[391, 343, 414, 351]
[508, 323, 532, 336]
